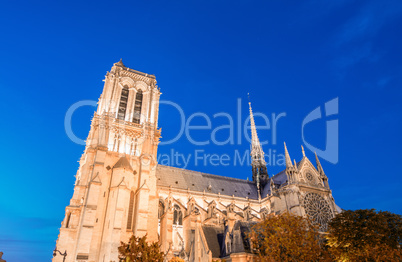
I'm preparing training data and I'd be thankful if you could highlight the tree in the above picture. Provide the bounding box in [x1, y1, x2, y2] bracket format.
[250, 212, 330, 261]
[327, 209, 402, 261]
[118, 234, 164, 262]
[169, 258, 185, 262]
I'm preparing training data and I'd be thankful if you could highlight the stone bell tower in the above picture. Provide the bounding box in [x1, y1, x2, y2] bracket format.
[53, 60, 161, 262]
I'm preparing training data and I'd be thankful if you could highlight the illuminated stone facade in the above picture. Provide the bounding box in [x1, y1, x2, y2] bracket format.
[53, 61, 340, 262]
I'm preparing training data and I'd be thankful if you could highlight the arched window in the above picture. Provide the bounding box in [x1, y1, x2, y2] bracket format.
[126, 191, 135, 230]
[118, 87, 129, 120]
[133, 90, 143, 124]
[173, 204, 183, 225]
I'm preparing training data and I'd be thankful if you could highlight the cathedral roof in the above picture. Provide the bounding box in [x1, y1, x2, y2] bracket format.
[261, 169, 289, 198]
[202, 225, 225, 258]
[231, 221, 257, 254]
[156, 165, 292, 200]
[113, 157, 133, 171]
[156, 165, 259, 199]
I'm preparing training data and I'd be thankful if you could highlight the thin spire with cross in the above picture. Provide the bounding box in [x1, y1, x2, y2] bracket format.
[248, 95, 269, 196]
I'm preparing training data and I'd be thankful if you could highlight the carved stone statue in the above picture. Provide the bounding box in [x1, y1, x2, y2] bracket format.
[270, 178, 276, 195]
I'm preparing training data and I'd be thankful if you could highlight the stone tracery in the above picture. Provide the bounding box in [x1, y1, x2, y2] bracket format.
[303, 192, 333, 231]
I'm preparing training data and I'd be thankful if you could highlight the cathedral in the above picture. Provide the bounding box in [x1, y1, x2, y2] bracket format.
[54, 60, 341, 262]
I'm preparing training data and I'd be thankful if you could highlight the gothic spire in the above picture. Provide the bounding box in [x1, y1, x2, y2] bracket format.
[249, 99, 266, 164]
[249, 101, 263, 156]
[301, 145, 306, 158]
[284, 142, 293, 169]
[248, 98, 268, 194]
[315, 151, 325, 175]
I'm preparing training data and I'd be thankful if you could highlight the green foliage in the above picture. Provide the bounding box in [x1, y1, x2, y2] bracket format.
[250, 212, 331, 261]
[118, 234, 164, 262]
[327, 209, 402, 261]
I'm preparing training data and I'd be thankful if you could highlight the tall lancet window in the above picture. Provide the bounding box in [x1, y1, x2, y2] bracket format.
[173, 204, 183, 226]
[126, 191, 135, 230]
[133, 90, 143, 124]
[118, 87, 129, 120]
[65, 212, 71, 228]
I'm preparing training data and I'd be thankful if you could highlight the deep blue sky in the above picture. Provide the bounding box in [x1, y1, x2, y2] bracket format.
[1, 0, 402, 261]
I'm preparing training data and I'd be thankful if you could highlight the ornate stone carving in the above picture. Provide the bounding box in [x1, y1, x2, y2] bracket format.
[207, 201, 217, 218]
[260, 207, 269, 219]
[244, 204, 252, 221]
[305, 172, 314, 182]
[302, 192, 333, 231]
[227, 202, 236, 213]
[277, 185, 299, 195]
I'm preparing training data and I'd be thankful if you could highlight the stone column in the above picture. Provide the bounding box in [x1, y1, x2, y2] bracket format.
[160, 208, 174, 253]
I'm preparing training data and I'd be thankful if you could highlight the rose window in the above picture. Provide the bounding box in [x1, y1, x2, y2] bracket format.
[303, 193, 332, 231]
[305, 172, 314, 182]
